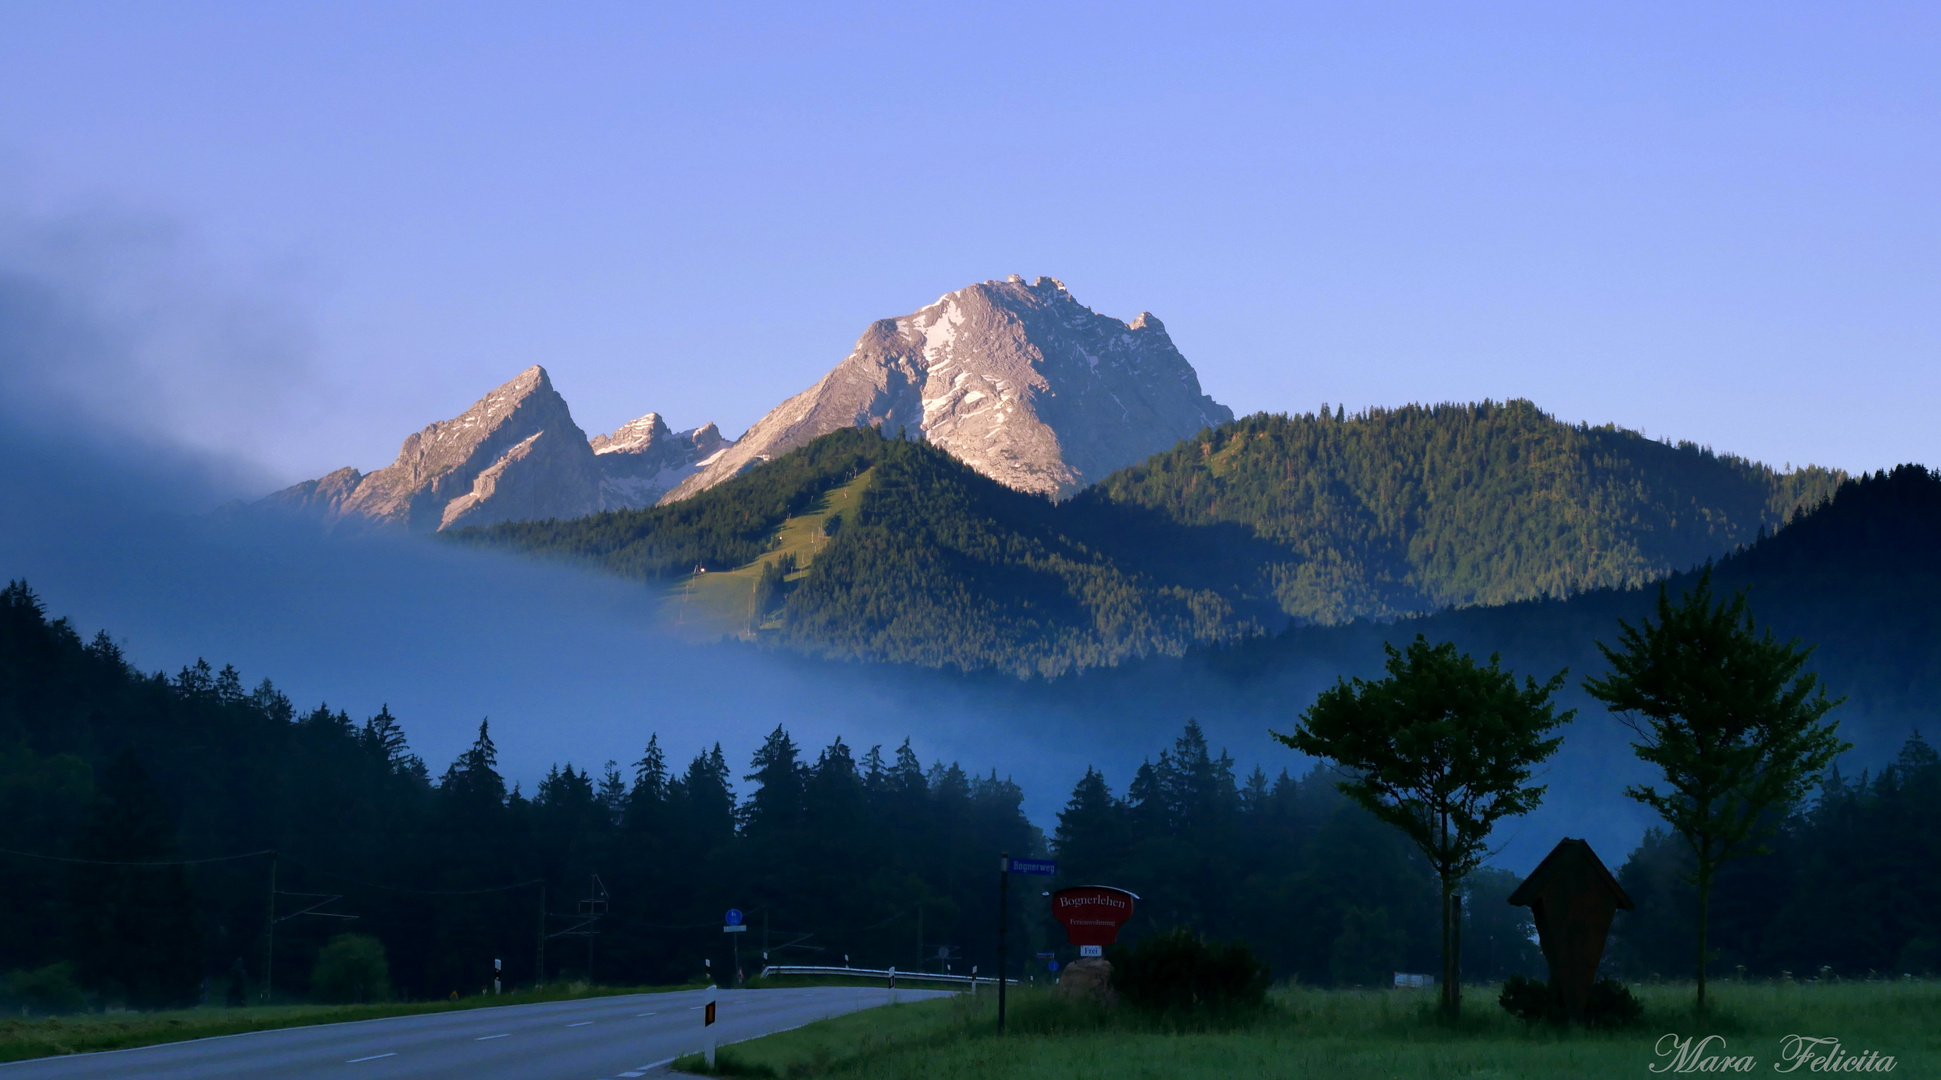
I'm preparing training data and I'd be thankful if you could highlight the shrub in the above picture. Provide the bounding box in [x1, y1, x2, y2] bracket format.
[1107, 929, 1270, 1017]
[1498, 974, 1643, 1028]
[0, 962, 88, 1015]
[311, 933, 391, 1004]
[1498, 974, 1562, 1022]
[1583, 977, 1644, 1028]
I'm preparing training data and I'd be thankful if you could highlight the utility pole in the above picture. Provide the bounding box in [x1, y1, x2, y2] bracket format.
[262, 851, 278, 1003]
[536, 882, 546, 989]
[916, 902, 923, 972]
[996, 853, 1009, 1034]
[578, 874, 608, 984]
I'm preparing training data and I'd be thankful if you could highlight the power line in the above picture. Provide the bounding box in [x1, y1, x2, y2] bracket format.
[0, 846, 537, 896]
[279, 855, 541, 897]
[0, 846, 274, 867]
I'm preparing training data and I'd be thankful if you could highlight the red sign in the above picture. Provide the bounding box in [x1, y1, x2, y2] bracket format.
[1050, 886, 1138, 947]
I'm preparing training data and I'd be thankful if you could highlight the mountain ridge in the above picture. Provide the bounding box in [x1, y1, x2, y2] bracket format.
[254, 366, 733, 531]
[253, 275, 1232, 529]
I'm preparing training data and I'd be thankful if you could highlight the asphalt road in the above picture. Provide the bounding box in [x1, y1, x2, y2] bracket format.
[0, 986, 951, 1080]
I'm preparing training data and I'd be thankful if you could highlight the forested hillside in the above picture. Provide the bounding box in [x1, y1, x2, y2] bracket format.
[455, 429, 887, 580]
[463, 428, 1276, 676]
[464, 406, 1842, 675]
[1086, 401, 1844, 622]
[1316, 463, 1941, 730]
[466, 409, 1841, 676]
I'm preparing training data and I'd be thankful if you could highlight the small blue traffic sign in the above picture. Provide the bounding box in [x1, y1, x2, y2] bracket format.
[725, 908, 743, 926]
[1007, 858, 1057, 876]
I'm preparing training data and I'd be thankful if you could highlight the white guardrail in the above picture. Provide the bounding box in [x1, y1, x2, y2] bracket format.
[758, 964, 1016, 986]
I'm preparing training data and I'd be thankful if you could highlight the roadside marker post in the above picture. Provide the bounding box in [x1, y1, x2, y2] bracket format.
[704, 986, 718, 1066]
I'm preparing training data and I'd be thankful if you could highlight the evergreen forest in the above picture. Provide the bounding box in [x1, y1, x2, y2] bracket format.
[461, 406, 1843, 677]
[6, 577, 1941, 1012]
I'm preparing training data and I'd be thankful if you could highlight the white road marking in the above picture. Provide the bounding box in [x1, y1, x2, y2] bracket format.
[634, 1011, 657, 1016]
[620, 1073, 645, 1077]
[643, 1057, 678, 1069]
[567, 1020, 594, 1027]
[347, 1052, 397, 1063]
[475, 1033, 509, 1040]
[686, 1005, 705, 1010]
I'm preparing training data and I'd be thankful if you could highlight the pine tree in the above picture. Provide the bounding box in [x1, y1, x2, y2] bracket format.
[65, 751, 203, 1008]
[742, 726, 805, 838]
[1053, 768, 1130, 883]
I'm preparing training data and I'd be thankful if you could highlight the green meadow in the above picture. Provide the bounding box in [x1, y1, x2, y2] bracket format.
[663, 466, 875, 639]
[680, 980, 1941, 1079]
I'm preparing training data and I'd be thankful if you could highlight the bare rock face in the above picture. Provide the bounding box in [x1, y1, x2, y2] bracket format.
[253, 465, 365, 524]
[331, 365, 603, 532]
[662, 276, 1231, 503]
[257, 367, 734, 531]
[259, 366, 595, 532]
[590, 413, 732, 508]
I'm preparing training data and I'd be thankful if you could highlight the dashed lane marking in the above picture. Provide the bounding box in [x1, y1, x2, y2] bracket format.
[347, 1052, 397, 1063]
[567, 1020, 594, 1027]
[634, 1011, 657, 1016]
[643, 1058, 678, 1069]
[476, 1033, 509, 1040]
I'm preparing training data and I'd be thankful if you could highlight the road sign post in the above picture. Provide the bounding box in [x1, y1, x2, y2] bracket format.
[725, 909, 747, 986]
[996, 854, 1008, 1033]
[996, 855, 1056, 1035]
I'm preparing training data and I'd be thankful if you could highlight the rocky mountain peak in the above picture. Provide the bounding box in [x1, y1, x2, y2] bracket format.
[591, 413, 671, 454]
[327, 364, 599, 532]
[590, 413, 733, 507]
[662, 276, 1231, 503]
[259, 368, 733, 531]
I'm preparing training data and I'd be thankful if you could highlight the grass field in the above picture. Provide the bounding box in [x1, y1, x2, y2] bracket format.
[664, 467, 875, 639]
[678, 980, 1941, 1079]
[0, 980, 704, 1064]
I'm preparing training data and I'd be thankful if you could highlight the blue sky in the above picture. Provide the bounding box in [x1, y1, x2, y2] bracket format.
[3, 1, 1935, 483]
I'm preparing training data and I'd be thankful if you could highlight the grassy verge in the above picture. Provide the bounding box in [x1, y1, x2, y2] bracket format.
[675, 981, 1941, 1079]
[0, 980, 706, 1064]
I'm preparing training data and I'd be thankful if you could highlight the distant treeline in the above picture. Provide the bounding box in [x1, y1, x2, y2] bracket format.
[459, 405, 1842, 677]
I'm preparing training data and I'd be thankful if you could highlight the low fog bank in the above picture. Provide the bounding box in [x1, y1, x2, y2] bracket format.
[0, 420, 1086, 811]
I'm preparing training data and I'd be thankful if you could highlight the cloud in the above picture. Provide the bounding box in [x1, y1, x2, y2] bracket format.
[0, 205, 322, 489]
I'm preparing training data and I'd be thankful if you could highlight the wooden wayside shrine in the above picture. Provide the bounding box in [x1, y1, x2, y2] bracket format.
[1507, 838, 1635, 1019]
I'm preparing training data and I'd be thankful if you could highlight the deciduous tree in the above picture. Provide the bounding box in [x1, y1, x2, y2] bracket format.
[1584, 570, 1847, 1010]
[1277, 635, 1571, 1018]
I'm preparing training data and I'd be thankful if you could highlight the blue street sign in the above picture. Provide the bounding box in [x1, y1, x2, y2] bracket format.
[1007, 858, 1057, 876]
[1048, 960, 1060, 973]
[725, 908, 743, 927]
